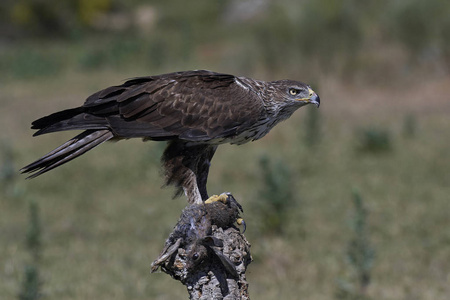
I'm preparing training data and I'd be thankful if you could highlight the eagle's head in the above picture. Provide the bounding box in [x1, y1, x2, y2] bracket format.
[272, 80, 320, 108]
[264, 80, 320, 122]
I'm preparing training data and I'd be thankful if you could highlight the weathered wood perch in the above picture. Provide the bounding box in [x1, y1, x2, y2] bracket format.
[151, 193, 252, 299]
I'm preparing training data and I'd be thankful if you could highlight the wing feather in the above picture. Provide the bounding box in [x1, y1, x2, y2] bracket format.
[81, 70, 265, 141]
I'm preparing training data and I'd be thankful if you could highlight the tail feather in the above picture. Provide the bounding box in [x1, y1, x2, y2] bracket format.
[21, 130, 114, 178]
[32, 108, 108, 136]
[32, 107, 83, 130]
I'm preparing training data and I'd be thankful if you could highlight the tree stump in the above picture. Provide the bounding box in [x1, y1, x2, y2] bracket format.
[151, 194, 252, 299]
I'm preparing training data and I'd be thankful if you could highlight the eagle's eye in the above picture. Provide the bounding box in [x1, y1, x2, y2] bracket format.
[289, 88, 300, 96]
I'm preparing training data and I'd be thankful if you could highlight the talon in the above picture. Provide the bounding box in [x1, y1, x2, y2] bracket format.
[225, 193, 243, 212]
[205, 193, 228, 204]
[237, 218, 246, 233]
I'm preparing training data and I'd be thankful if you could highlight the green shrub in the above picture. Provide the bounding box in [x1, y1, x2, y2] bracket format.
[253, 154, 295, 235]
[19, 200, 43, 300]
[18, 265, 41, 300]
[25, 200, 42, 261]
[356, 127, 392, 153]
[336, 190, 374, 300]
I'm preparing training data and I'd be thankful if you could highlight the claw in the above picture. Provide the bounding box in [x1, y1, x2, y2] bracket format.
[236, 218, 246, 233]
[224, 193, 243, 213]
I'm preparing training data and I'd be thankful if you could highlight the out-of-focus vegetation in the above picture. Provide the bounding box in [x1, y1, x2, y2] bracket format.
[1, 0, 450, 81]
[1, 0, 450, 299]
[356, 127, 392, 154]
[252, 154, 297, 235]
[18, 200, 43, 300]
[336, 191, 374, 300]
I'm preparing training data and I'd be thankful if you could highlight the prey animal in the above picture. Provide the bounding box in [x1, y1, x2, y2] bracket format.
[151, 193, 245, 278]
[21, 70, 320, 204]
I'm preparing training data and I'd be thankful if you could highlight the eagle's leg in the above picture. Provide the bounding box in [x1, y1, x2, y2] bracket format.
[195, 145, 217, 201]
[162, 141, 217, 204]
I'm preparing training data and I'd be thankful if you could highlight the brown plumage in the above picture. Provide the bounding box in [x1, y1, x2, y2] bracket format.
[21, 70, 320, 204]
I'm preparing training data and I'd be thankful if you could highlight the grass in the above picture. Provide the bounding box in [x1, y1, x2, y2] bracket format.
[18, 200, 42, 300]
[1, 65, 450, 300]
[335, 190, 374, 300]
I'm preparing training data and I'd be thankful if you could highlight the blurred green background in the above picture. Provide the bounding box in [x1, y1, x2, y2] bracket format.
[1, 0, 449, 299]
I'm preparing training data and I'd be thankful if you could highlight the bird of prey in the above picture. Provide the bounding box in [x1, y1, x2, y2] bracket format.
[21, 70, 320, 204]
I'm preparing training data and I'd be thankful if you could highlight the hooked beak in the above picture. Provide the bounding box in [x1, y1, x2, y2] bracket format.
[297, 87, 320, 107]
[308, 87, 320, 108]
[310, 93, 320, 107]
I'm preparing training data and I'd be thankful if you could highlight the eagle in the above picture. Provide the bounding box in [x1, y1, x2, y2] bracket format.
[21, 70, 320, 204]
